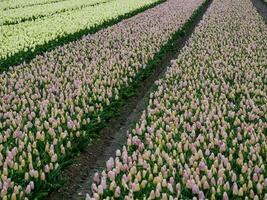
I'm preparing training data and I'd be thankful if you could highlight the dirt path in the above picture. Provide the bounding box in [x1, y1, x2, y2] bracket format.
[252, 0, 267, 22]
[45, 1, 212, 199]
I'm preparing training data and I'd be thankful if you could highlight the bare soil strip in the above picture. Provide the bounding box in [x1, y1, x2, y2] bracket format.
[251, 0, 267, 22]
[46, 0, 213, 199]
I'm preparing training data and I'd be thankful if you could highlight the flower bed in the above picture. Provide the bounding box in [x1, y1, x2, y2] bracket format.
[0, 0, 162, 70]
[0, 0, 66, 11]
[0, 0, 110, 26]
[0, 0, 204, 199]
[87, 0, 267, 199]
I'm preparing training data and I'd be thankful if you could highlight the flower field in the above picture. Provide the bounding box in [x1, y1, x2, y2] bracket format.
[87, 0, 267, 199]
[0, 0, 266, 199]
[0, 0, 207, 199]
[0, 0, 67, 11]
[0, 0, 163, 69]
[0, 0, 110, 25]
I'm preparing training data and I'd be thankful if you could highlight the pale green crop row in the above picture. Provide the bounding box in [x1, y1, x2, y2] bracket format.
[0, 0, 159, 62]
[0, 0, 66, 10]
[0, 0, 110, 25]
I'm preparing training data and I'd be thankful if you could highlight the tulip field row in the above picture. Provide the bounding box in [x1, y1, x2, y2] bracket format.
[1, 0, 67, 11]
[87, 0, 267, 199]
[0, 0, 205, 199]
[0, 0, 163, 70]
[0, 0, 111, 26]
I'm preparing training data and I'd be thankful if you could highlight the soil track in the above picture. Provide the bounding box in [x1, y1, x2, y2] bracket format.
[252, 0, 267, 22]
[46, 1, 213, 199]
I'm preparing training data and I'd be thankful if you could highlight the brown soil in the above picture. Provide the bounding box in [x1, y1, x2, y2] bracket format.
[251, 0, 267, 22]
[45, 1, 212, 199]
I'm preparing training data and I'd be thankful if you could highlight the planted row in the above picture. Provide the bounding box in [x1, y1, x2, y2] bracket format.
[0, 0, 110, 25]
[0, 0, 204, 199]
[0, 0, 159, 65]
[87, 0, 267, 199]
[0, 0, 67, 11]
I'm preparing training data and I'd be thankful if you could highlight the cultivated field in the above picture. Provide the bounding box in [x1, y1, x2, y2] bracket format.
[0, 0, 266, 199]
[87, 0, 267, 199]
[0, 0, 161, 69]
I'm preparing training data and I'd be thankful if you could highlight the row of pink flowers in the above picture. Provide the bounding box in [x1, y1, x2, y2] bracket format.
[87, 0, 267, 199]
[0, 0, 203, 199]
